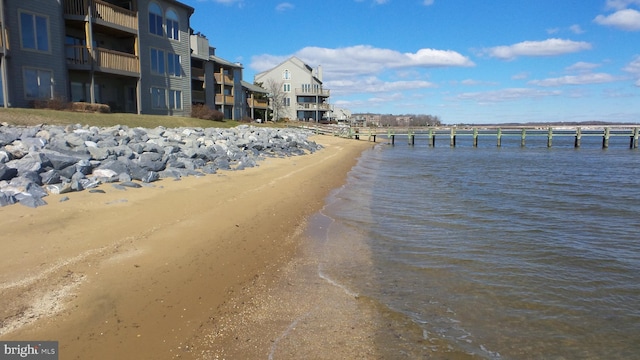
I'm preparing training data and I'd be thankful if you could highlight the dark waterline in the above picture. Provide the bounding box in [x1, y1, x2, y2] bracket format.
[315, 140, 640, 359]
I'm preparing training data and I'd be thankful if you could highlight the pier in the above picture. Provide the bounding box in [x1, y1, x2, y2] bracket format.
[298, 125, 640, 149]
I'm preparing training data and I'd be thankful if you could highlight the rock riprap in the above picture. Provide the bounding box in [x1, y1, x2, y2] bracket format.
[0, 123, 320, 208]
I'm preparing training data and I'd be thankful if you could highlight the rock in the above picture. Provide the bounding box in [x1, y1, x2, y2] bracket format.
[0, 124, 320, 208]
[0, 192, 16, 207]
[120, 181, 142, 188]
[15, 193, 47, 208]
[0, 163, 18, 181]
[41, 169, 62, 185]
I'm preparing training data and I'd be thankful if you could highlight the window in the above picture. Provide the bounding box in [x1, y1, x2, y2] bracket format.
[20, 11, 49, 51]
[166, 10, 179, 40]
[169, 90, 182, 110]
[167, 53, 181, 77]
[283, 69, 290, 80]
[150, 48, 165, 74]
[149, 3, 163, 36]
[151, 87, 166, 108]
[283, 97, 290, 107]
[70, 82, 100, 103]
[283, 83, 290, 92]
[24, 68, 52, 99]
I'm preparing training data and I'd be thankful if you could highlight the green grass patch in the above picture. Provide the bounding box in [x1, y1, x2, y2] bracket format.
[0, 108, 284, 129]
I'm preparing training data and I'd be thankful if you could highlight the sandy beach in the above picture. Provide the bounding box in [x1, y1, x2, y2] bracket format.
[0, 134, 375, 359]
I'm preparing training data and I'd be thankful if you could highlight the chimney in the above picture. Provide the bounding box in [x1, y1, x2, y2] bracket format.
[317, 65, 323, 82]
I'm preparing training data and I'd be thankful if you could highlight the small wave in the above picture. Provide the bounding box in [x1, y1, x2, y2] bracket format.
[317, 269, 359, 298]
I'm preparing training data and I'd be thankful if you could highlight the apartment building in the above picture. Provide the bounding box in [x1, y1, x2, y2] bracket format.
[190, 33, 242, 120]
[0, 0, 193, 116]
[254, 56, 330, 122]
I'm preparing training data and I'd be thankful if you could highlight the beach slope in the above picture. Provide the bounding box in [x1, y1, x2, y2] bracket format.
[0, 135, 372, 359]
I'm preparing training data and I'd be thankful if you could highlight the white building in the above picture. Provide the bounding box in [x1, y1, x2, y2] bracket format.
[254, 56, 330, 122]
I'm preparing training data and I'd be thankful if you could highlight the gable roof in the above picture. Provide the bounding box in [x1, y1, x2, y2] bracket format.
[241, 80, 268, 94]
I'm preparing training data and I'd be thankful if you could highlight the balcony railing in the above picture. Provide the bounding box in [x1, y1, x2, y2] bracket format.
[65, 45, 139, 74]
[247, 98, 268, 109]
[96, 48, 138, 73]
[191, 67, 205, 79]
[215, 94, 234, 104]
[64, 0, 138, 31]
[192, 90, 205, 103]
[297, 102, 330, 110]
[295, 88, 330, 96]
[214, 73, 234, 84]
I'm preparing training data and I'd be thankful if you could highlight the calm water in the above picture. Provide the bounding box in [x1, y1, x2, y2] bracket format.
[312, 134, 640, 359]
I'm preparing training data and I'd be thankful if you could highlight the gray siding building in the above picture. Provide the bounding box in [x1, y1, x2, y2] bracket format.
[0, 0, 194, 116]
[254, 56, 330, 122]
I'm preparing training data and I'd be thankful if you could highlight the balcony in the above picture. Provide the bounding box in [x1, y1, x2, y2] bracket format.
[192, 90, 205, 103]
[66, 45, 139, 75]
[247, 98, 268, 109]
[64, 0, 138, 32]
[214, 73, 234, 84]
[191, 67, 205, 80]
[295, 88, 330, 97]
[297, 102, 330, 110]
[215, 94, 234, 104]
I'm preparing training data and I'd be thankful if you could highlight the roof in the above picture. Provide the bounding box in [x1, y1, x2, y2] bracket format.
[242, 81, 268, 94]
[254, 56, 322, 84]
[210, 55, 243, 69]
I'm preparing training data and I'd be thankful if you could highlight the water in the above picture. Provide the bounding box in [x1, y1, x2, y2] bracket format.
[312, 134, 640, 359]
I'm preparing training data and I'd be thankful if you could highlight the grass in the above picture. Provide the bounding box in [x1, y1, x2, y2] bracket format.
[0, 108, 283, 129]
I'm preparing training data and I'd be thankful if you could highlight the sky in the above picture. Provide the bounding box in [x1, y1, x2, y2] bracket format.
[184, 0, 640, 124]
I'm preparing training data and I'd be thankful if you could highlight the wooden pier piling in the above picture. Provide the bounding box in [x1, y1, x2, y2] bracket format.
[450, 128, 456, 147]
[304, 125, 640, 150]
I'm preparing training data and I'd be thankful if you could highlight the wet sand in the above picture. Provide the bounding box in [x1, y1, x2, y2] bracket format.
[0, 135, 374, 359]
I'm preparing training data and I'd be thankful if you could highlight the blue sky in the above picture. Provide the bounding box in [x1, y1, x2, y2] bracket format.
[185, 0, 640, 124]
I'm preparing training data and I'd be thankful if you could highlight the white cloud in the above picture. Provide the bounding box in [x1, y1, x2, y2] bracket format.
[482, 39, 592, 60]
[623, 55, 640, 73]
[594, 9, 640, 30]
[211, 0, 244, 6]
[423, 0, 435, 5]
[511, 72, 530, 80]
[457, 79, 498, 86]
[456, 88, 562, 102]
[325, 77, 436, 95]
[569, 24, 585, 34]
[623, 55, 640, 86]
[605, 0, 640, 10]
[251, 45, 474, 76]
[275, 2, 294, 11]
[565, 61, 601, 72]
[528, 73, 620, 86]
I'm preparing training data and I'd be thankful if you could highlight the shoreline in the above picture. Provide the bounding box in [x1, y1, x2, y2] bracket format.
[0, 135, 373, 359]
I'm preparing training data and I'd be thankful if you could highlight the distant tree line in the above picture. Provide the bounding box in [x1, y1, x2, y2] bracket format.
[382, 114, 442, 127]
[353, 113, 442, 127]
